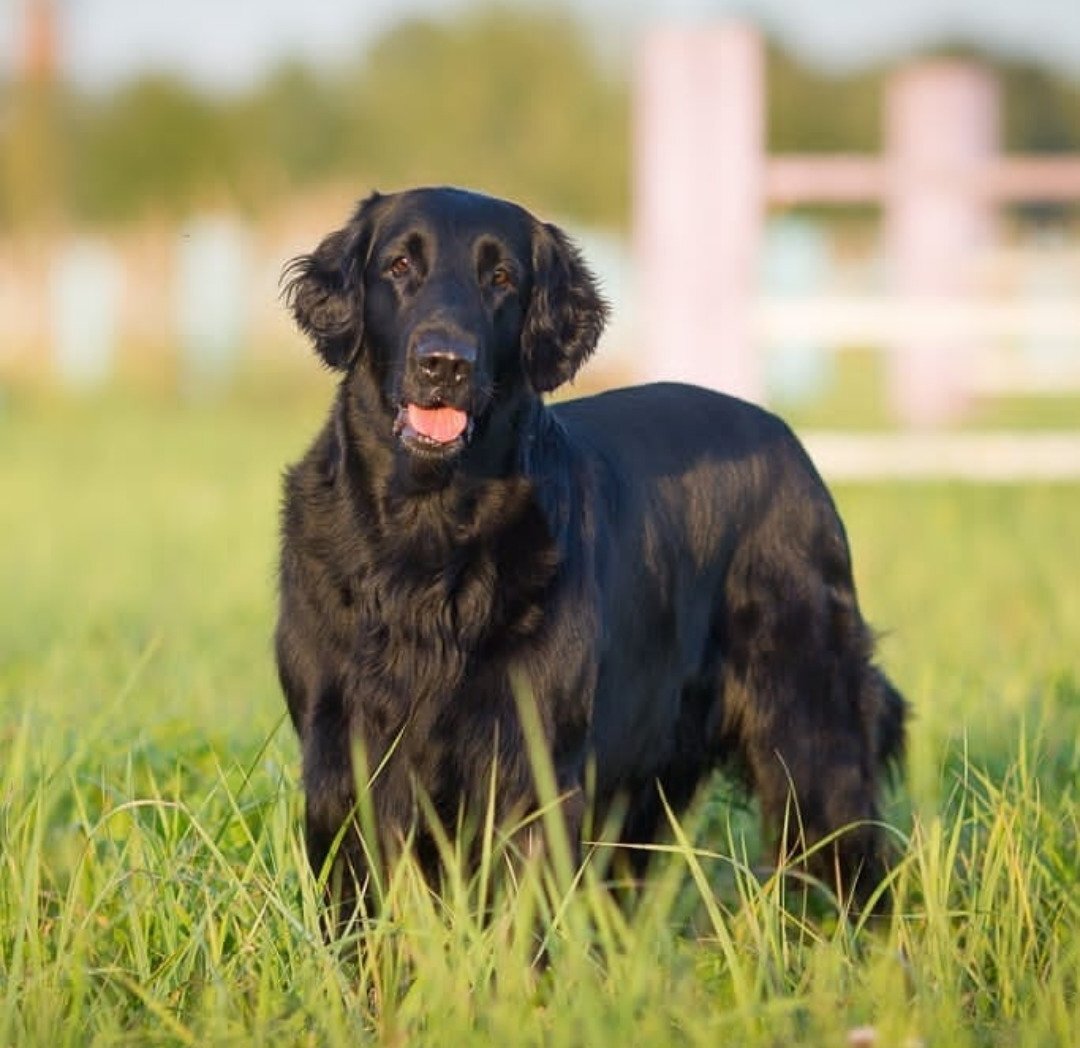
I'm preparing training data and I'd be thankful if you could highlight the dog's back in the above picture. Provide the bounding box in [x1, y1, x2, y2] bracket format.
[550, 383, 904, 890]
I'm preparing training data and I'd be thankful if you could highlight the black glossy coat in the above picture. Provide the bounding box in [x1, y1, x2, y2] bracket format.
[276, 187, 906, 913]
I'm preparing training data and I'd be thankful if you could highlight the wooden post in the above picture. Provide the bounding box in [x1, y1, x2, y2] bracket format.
[6, 0, 62, 367]
[635, 23, 764, 402]
[886, 61, 1000, 426]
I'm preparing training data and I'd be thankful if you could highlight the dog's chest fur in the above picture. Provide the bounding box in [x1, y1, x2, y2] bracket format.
[283, 427, 562, 722]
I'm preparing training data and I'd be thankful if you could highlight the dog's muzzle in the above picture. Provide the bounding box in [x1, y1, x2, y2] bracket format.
[395, 333, 480, 456]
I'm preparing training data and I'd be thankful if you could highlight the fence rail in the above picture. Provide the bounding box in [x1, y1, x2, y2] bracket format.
[767, 156, 1080, 205]
[804, 431, 1080, 481]
[755, 297, 1080, 346]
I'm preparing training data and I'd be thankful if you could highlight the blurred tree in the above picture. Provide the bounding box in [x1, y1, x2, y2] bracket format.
[767, 43, 883, 152]
[343, 7, 629, 225]
[10, 6, 630, 228]
[232, 61, 352, 195]
[1002, 62, 1080, 153]
[66, 76, 239, 221]
[1000, 61, 1080, 221]
[3, 10, 1078, 232]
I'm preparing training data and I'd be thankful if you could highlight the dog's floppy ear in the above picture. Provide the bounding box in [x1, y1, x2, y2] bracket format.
[282, 193, 380, 370]
[522, 221, 608, 393]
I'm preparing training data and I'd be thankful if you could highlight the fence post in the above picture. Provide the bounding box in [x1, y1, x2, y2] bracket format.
[175, 215, 248, 396]
[635, 23, 765, 402]
[885, 61, 1000, 426]
[49, 239, 121, 390]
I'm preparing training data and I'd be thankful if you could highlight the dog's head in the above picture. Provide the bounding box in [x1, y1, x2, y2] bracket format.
[283, 187, 608, 463]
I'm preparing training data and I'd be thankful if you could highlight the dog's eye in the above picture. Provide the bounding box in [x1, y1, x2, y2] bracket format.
[491, 266, 513, 288]
[388, 256, 411, 279]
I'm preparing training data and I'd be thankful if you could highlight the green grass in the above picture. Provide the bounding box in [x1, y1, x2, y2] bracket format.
[1, 387, 1078, 1045]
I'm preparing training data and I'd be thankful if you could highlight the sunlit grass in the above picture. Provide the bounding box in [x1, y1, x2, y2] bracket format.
[1, 389, 1077, 1044]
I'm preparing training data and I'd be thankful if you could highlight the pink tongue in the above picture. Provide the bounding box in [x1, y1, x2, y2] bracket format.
[407, 404, 468, 443]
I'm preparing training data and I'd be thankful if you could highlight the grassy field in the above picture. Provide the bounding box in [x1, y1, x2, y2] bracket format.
[1, 386, 1077, 1046]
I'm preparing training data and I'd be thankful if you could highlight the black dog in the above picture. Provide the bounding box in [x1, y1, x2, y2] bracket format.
[276, 187, 905, 915]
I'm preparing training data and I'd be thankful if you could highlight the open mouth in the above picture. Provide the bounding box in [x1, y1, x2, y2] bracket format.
[394, 403, 473, 456]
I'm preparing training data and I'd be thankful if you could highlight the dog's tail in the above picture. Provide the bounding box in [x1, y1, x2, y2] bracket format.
[874, 668, 908, 774]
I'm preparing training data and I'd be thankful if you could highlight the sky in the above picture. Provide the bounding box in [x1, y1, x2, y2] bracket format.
[1, 0, 1079, 93]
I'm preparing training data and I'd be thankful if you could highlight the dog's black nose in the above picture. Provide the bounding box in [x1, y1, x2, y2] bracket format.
[417, 350, 471, 388]
[413, 334, 477, 390]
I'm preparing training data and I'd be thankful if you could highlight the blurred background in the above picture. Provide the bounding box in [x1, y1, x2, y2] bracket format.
[1, 0, 1079, 466]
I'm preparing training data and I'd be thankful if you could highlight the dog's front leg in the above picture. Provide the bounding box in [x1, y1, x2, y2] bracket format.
[300, 681, 404, 931]
[302, 735, 373, 932]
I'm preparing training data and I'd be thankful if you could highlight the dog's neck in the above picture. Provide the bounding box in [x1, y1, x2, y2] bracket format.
[328, 379, 560, 556]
